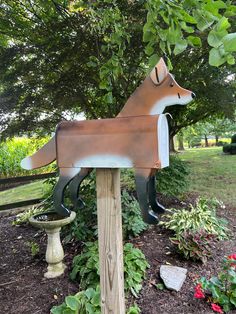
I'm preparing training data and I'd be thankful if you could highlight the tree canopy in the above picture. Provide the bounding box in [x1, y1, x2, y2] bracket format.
[0, 0, 235, 137]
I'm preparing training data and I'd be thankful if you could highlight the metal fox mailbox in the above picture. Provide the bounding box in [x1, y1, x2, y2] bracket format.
[21, 58, 195, 224]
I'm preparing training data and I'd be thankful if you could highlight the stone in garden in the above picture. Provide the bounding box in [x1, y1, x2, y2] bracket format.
[160, 265, 187, 292]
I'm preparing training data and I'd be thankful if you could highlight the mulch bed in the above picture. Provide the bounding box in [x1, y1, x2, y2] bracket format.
[1, 194, 236, 314]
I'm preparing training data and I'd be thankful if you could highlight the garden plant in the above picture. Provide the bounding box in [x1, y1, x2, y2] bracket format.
[161, 197, 229, 262]
[194, 254, 236, 313]
[223, 134, 236, 155]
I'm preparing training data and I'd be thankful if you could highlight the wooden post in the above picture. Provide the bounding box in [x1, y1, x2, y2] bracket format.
[96, 168, 125, 314]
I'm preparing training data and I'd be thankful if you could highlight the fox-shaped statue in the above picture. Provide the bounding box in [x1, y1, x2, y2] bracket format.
[21, 58, 195, 224]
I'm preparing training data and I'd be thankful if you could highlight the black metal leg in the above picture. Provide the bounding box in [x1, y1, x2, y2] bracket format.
[135, 174, 159, 224]
[69, 168, 91, 210]
[148, 175, 165, 214]
[53, 168, 79, 217]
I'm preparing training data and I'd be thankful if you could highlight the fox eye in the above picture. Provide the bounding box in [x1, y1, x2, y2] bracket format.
[170, 82, 174, 87]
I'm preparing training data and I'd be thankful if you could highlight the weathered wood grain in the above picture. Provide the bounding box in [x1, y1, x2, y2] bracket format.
[96, 168, 125, 314]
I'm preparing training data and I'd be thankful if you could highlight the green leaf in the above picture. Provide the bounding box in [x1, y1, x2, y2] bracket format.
[62, 309, 75, 314]
[148, 54, 159, 68]
[174, 40, 187, 55]
[207, 29, 227, 48]
[230, 296, 236, 306]
[84, 288, 95, 299]
[145, 44, 154, 56]
[218, 294, 229, 305]
[211, 285, 221, 298]
[180, 21, 194, 33]
[223, 304, 231, 312]
[187, 36, 202, 47]
[210, 276, 223, 288]
[104, 92, 113, 104]
[92, 292, 100, 306]
[194, 11, 214, 31]
[209, 47, 226, 66]
[156, 283, 165, 290]
[216, 17, 230, 31]
[65, 296, 79, 311]
[223, 33, 236, 52]
[51, 304, 67, 314]
[143, 24, 155, 42]
[226, 54, 235, 65]
[181, 11, 197, 24]
[99, 81, 109, 90]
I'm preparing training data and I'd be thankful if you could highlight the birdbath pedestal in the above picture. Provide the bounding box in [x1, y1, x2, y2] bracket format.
[29, 211, 76, 278]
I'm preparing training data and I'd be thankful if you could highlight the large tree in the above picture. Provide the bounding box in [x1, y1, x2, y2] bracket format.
[0, 0, 235, 137]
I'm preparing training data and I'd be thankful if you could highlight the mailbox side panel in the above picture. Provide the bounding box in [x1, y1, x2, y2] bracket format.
[56, 116, 161, 169]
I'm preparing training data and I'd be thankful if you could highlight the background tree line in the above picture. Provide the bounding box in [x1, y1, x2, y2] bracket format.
[0, 0, 235, 144]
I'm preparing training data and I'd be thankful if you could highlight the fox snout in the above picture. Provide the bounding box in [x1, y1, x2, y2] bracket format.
[174, 85, 196, 105]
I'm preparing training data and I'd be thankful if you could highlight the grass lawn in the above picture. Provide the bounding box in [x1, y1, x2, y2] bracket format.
[0, 180, 47, 206]
[0, 146, 235, 208]
[179, 146, 236, 206]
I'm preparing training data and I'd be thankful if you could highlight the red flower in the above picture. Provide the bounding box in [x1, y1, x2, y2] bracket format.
[227, 254, 236, 268]
[194, 284, 205, 299]
[194, 290, 205, 298]
[211, 303, 223, 313]
[227, 254, 236, 260]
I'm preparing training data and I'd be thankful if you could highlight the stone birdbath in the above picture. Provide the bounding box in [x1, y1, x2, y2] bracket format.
[29, 211, 76, 278]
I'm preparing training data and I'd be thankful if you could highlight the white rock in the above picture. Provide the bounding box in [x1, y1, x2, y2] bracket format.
[160, 265, 187, 292]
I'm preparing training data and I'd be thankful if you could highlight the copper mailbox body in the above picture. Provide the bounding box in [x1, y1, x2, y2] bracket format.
[56, 115, 169, 170]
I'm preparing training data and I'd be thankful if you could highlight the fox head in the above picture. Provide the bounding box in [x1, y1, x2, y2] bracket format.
[118, 57, 195, 117]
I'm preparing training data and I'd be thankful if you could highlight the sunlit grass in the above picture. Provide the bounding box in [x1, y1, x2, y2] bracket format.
[180, 147, 236, 206]
[0, 180, 47, 206]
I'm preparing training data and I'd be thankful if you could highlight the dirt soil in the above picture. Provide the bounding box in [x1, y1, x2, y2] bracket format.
[1, 194, 236, 314]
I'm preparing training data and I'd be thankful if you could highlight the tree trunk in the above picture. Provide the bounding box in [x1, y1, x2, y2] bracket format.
[169, 136, 176, 152]
[215, 134, 219, 145]
[177, 134, 185, 151]
[204, 134, 209, 147]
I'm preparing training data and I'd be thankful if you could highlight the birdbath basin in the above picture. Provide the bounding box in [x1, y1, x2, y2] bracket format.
[29, 211, 76, 278]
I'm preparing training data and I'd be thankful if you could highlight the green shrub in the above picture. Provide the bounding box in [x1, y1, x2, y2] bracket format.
[231, 134, 236, 143]
[162, 197, 229, 240]
[223, 134, 236, 155]
[12, 203, 48, 225]
[156, 155, 189, 196]
[63, 175, 98, 243]
[26, 241, 40, 257]
[161, 197, 229, 261]
[223, 143, 236, 154]
[121, 169, 135, 191]
[121, 156, 189, 197]
[223, 144, 231, 153]
[62, 180, 148, 242]
[70, 241, 149, 297]
[50, 286, 141, 314]
[171, 229, 217, 263]
[228, 143, 236, 154]
[122, 190, 148, 239]
[127, 304, 141, 314]
[50, 286, 101, 314]
[0, 136, 55, 178]
[190, 136, 202, 147]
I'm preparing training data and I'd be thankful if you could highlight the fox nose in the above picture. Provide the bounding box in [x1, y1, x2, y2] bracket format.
[191, 92, 196, 99]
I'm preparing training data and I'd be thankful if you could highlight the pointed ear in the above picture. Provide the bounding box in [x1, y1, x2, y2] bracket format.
[150, 58, 168, 84]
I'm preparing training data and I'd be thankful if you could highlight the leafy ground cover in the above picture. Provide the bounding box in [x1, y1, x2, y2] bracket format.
[180, 147, 236, 206]
[1, 194, 236, 313]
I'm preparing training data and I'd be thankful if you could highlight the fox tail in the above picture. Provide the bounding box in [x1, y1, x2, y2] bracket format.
[21, 136, 56, 170]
